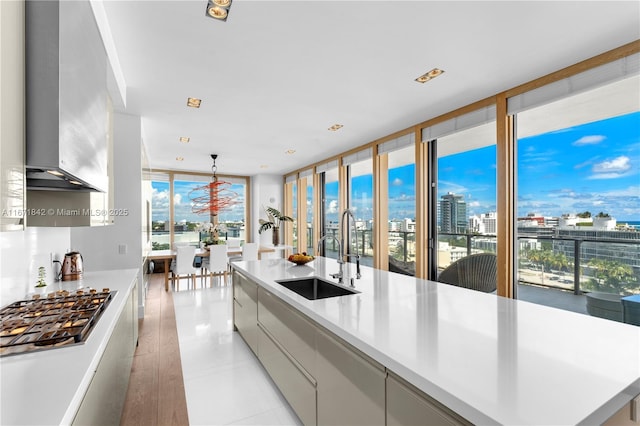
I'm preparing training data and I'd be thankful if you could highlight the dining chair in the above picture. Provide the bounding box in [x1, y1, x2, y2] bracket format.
[242, 242, 259, 261]
[437, 253, 497, 293]
[227, 238, 243, 265]
[205, 244, 229, 286]
[173, 245, 198, 291]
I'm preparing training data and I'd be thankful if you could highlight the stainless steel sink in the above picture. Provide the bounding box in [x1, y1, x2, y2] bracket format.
[275, 277, 358, 300]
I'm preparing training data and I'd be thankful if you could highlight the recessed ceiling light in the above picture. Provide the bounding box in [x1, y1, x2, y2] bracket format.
[176, 156, 184, 161]
[179, 137, 190, 143]
[205, 0, 232, 21]
[47, 170, 64, 177]
[328, 124, 343, 131]
[69, 180, 82, 185]
[260, 165, 268, 169]
[285, 149, 296, 155]
[415, 68, 445, 83]
[207, 6, 227, 20]
[187, 98, 201, 108]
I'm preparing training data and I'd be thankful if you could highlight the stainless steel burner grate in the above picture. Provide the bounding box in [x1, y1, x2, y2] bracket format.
[0, 290, 114, 356]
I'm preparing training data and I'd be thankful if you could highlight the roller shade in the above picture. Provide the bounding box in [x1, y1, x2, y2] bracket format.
[285, 174, 297, 184]
[342, 147, 372, 166]
[377, 133, 415, 155]
[421, 105, 496, 142]
[299, 168, 314, 179]
[508, 52, 640, 115]
[148, 172, 169, 181]
[316, 159, 338, 174]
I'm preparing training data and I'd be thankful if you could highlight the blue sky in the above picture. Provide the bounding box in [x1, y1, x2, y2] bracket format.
[153, 111, 639, 224]
[517, 112, 639, 221]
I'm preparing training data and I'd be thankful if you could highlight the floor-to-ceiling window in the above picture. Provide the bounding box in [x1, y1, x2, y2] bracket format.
[344, 148, 374, 267]
[149, 171, 249, 249]
[317, 160, 339, 258]
[292, 180, 298, 252]
[214, 176, 247, 243]
[151, 173, 171, 250]
[302, 171, 315, 255]
[511, 54, 640, 311]
[174, 174, 211, 246]
[380, 135, 416, 276]
[423, 106, 497, 278]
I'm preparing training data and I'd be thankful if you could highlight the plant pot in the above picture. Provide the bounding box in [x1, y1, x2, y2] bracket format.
[272, 227, 279, 246]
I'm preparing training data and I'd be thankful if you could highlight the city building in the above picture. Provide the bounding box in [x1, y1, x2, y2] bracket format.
[439, 192, 467, 234]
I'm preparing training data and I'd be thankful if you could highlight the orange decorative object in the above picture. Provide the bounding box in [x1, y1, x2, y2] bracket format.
[189, 154, 239, 216]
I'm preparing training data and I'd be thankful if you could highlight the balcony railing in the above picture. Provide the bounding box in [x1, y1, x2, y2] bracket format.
[315, 228, 639, 297]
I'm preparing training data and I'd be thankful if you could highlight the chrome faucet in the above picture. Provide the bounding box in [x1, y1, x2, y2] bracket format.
[317, 234, 344, 283]
[340, 209, 361, 281]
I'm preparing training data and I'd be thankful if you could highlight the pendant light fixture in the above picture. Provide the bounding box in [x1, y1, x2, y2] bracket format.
[189, 154, 239, 216]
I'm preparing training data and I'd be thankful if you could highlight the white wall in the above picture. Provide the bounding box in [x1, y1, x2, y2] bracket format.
[251, 174, 283, 246]
[0, 227, 71, 305]
[70, 112, 144, 314]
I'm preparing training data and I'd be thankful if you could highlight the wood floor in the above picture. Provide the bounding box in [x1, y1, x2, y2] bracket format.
[120, 274, 189, 425]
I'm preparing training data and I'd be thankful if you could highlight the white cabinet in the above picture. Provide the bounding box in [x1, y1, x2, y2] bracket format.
[72, 279, 138, 425]
[386, 373, 470, 426]
[0, 0, 25, 232]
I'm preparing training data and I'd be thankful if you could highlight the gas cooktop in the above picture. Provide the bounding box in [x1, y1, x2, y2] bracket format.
[0, 289, 114, 356]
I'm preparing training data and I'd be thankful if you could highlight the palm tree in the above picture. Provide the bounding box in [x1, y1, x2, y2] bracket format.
[586, 258, 637, 293]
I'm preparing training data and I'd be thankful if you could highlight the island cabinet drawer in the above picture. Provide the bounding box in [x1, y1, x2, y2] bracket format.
[233, 270, 257, 307]
[257, 287, 316, 377]
[316, 328, 386, 426]
[386, 373, 472, 426]
[258, 324, 316, 426]
[234, 299, 258, 354]
[233, 271, 258, 354]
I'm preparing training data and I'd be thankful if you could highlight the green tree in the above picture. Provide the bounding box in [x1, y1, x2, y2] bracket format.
[585, 258, 637, 294]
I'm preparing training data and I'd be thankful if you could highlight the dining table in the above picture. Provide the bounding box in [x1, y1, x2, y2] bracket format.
[148, 245, 277, 291]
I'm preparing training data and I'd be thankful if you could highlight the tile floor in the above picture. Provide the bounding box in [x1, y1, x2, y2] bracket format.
[172, 283, 302, 425]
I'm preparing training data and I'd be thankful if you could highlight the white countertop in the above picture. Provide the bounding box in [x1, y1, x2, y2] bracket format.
[233, 257, 640, 425]
[0, 269, 138, 426]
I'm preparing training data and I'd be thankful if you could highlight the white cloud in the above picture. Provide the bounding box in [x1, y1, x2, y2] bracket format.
[572, 135, 606, 146]
[328, 200, 339, 214]
[174, 193, 183, 205]
[589, 156, 632, 179]
[391, 178, 403, 186]
[152, 187, 168, 200]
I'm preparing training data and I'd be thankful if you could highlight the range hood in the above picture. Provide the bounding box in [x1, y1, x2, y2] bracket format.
[25, 0, 109, 192]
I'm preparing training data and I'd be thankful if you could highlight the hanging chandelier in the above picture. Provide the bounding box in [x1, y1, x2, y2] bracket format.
[189, 154, 239, 216]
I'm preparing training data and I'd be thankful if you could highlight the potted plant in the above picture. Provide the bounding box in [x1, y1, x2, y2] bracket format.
[198, 222, 228, 248]
[258, 206, 293, 246]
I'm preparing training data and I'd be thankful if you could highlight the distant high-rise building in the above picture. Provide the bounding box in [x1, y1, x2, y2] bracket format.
[439, 192, 467, 233]
[469, 211, 497, 234]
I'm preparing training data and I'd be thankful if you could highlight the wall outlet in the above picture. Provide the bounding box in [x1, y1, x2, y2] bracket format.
[118, 244, 127, 255]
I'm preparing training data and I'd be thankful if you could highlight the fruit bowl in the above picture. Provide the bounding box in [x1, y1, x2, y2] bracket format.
[288, 253, 315, 266]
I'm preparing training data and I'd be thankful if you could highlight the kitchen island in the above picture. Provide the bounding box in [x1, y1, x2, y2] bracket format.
[0, 269, 139, 425]
[231, 257, 640, 425]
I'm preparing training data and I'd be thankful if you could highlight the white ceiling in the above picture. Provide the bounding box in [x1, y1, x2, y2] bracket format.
[101, 1, 640, 177]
